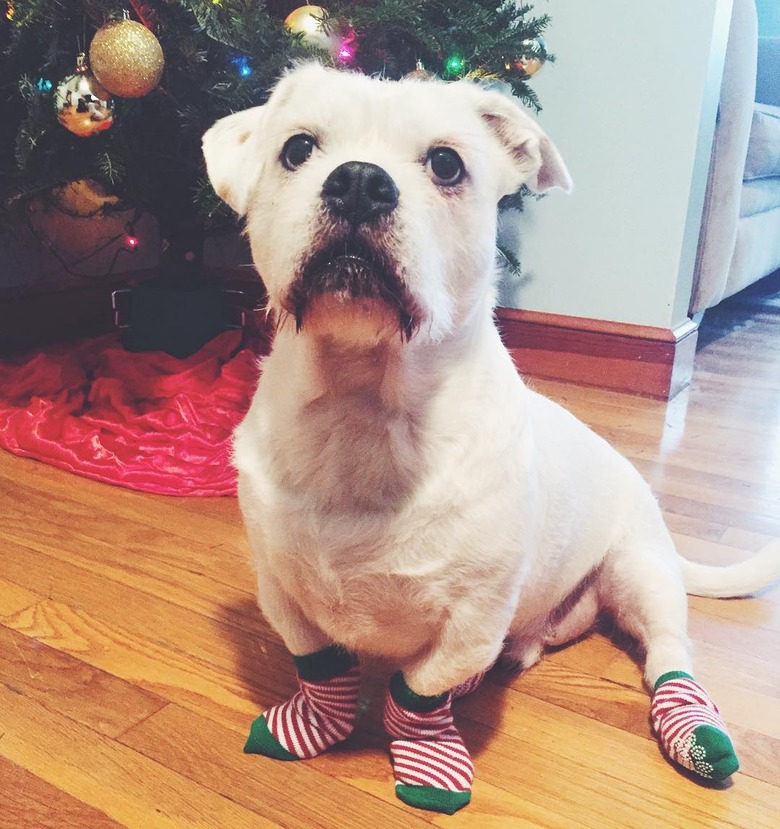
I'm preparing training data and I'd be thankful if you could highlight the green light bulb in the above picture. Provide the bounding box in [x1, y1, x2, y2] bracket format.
[445, 55, 464, 74]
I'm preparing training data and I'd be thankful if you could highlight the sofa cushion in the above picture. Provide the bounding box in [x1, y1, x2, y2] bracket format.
[744, 103, 780, 180]
[740, 176, 780, 217]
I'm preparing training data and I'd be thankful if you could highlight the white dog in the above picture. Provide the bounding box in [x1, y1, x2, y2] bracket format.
[203, 63, 780, 814]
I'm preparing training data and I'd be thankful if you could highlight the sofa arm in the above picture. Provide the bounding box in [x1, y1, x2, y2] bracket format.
[757, 37, 780, 106]
[690, 0, 757, 314]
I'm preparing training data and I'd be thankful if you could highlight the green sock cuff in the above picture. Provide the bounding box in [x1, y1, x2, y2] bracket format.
[292, 644, 356, 682]
[389, 672, 449, 713]
[654, 670, 695, 691]
[395, 784, 471, 814]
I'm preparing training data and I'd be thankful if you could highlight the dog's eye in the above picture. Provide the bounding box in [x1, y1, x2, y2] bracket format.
[282, 134, 317, 170]
[427, 147, 465, 186]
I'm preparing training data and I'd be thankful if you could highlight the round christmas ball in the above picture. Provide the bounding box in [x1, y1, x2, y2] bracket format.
[89, 18, 164, 98]
[514, 38, 546, 77]
[285, 5, 333, 51]
[55, 71, 114, 138]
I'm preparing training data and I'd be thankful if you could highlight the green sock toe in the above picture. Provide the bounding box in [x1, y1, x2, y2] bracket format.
[395, 784, 471, 815]
[692, 724, 740, 781]
[243, 714, 299, 761]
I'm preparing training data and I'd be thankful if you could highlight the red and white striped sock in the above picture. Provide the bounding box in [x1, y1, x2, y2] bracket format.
[244, 645, 360, 761]
[651, 671, 739, 781]
[383, 672, 473, 814]
[451, 668, 488, 700]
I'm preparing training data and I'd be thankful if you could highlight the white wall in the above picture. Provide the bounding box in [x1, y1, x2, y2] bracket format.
[499, 0, 734, 329]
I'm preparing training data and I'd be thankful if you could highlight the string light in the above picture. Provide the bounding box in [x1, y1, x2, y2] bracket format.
[337, 36, 356, 64]
[445, 55, 465, 75]
[124, 233, 139, 250]
[232, 55, 253, 77]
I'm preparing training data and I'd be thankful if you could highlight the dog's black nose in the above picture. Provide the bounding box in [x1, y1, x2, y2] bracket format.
[322, 161, 399, 226]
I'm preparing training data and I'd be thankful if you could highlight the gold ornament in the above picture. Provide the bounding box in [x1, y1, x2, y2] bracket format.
[89, 17, 164, 98]
[285, 5, 333, 51]
[404, 60, 435, 81]
[55, 61, 114, 138]
[512, 38, 546, 77]
[51, 179, 120, 217]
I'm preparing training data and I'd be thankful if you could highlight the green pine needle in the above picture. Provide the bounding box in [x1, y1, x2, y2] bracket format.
[1, 0, 551, 241]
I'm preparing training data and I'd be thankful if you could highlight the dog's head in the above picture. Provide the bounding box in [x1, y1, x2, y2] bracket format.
[203, 63, 570, 345]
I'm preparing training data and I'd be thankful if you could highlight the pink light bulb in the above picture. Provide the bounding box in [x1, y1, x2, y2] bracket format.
[338, 40, 355, 63]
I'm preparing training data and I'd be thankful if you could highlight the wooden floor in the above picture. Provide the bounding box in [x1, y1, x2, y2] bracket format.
[1, 278, 779, 828]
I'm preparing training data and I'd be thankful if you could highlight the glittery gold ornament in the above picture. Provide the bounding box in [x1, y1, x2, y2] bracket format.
[89, 17, 164, 98]
[285, 5, 333, 51]
[55, 61, 114, 138]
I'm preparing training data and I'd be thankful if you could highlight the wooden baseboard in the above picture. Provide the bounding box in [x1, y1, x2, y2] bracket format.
[496, 307, 699, 400]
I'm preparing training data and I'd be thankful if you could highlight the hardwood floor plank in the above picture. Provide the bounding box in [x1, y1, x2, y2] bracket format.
[0, 625, 166, 739]
[719, 526, 780, 552]
[657, 492, 780, 537]
[632, 458, 780, 522]
[500, 660, 649, 734]
[5, 597, 280, 735]
[119, 702, 434, 829]
[0, 577, 39, 619]
[1, 481, 258, 629]
[457, 686, 780, 829]
[0, 683, 280, 829]
[0, 538, 291, 695]
[499, 655, 779, 787]
[0, 451, 243, 547]
[0, 757, 124, 829]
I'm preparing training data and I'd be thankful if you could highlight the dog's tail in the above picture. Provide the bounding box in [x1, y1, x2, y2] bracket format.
[681, 539, 780, 598]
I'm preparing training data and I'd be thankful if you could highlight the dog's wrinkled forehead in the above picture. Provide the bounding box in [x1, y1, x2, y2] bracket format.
[269, 64, 482, 150]
[202, 63, 571, 217]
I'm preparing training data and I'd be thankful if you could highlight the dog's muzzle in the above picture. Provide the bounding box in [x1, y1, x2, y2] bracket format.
[284, 161, 419, 340]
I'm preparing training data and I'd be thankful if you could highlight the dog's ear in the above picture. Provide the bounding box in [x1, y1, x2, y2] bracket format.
[472, 88, 573, 196]
[202, 106, 266, 216]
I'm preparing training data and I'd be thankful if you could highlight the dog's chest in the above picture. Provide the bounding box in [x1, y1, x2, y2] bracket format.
[275, 389, 426, 514]
[291, 551, 447, 658]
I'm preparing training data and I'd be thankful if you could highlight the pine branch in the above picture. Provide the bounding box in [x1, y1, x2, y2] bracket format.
[1, 0, 554, 236]
[496, 240, 522, 280]
[94, 149, 126, 187]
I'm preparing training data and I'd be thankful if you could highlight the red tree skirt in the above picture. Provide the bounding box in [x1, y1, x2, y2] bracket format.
[0, 331, 261, 496]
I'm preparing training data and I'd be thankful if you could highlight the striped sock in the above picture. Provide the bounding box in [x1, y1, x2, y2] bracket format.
[451, 668, 488, 700]
[384, 672, 473, 815]
[244, 645, 359, 761]
[651, 671, 739, 781]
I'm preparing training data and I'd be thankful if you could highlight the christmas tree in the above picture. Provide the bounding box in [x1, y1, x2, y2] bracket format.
[0, 1, 552, 279]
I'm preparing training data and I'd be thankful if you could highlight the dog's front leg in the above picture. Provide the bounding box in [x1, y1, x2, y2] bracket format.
[255, 570, 331, 657]
[244, 574, 361, 762]
[382, 604, 510, 815]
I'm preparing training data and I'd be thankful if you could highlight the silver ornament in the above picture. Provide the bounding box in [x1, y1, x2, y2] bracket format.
[55, 70, 114, 138]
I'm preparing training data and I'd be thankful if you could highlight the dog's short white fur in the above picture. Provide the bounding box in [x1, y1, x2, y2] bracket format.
[203, 63, 780, 703]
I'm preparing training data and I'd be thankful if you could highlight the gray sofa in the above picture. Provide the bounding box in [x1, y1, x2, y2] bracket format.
[690, 0, 780, 313]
